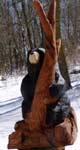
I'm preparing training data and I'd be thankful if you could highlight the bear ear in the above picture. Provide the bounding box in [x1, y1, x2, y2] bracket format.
[29, 51, 40, 64]
[38, 48, 45, 53]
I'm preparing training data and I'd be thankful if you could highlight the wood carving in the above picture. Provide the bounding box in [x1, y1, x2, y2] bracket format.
[8, 0, 77, 149]
[24, 0, 61, 131]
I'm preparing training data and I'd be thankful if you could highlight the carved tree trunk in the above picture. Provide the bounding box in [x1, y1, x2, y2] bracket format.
[24, 0, 61, 131]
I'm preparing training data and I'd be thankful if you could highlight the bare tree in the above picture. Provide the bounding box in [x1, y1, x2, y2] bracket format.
[57, 0, 71, 89]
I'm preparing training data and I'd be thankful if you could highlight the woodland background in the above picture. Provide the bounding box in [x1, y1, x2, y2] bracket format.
[0, 0, 80, 88]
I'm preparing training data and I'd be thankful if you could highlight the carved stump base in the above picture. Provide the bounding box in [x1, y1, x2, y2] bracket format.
[8, 122, 51, 149]
[8, 108, 77, 150]
[8, 120, 66, 150]
[8, 120, 50, 149]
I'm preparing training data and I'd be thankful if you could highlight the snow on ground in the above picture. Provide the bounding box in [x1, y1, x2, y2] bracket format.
[0, 75, 22, 102]
[0, 74, 80, 150]
[0, 75, 23, 150]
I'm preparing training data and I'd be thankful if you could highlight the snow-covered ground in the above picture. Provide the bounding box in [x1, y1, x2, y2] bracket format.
[0, 74, 80, 150]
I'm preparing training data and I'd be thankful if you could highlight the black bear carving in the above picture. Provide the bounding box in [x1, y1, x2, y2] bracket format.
[21, 48, 70, 126]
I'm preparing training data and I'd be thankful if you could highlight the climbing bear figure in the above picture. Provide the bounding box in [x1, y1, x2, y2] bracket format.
[46, 73, 70, 126]
[21, 48, 70, 126]
[21, 48, 45, 118]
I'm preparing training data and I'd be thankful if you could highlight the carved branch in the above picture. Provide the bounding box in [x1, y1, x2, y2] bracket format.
[32, 0, 54, 46]
[47, 0, 56, 44]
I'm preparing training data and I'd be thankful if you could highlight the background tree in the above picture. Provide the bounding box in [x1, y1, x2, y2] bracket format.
[57, 0, 71, 89]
